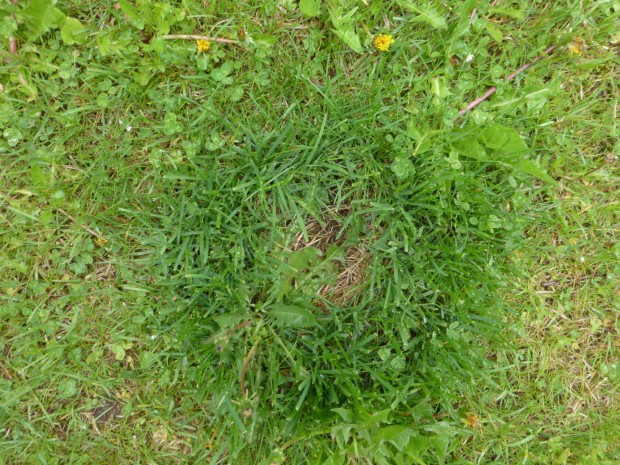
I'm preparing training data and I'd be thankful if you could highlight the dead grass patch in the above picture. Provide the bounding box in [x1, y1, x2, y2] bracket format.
[291, 206, 375, 307]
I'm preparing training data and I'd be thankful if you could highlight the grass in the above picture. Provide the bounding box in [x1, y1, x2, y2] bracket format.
[1, 0, 619, 463]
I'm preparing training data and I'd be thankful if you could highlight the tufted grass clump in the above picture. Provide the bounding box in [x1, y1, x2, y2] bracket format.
[149, 97, 540, 462]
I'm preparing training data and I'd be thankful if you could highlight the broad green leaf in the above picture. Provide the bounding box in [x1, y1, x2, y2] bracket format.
[526, 87, 553, 114]
[321, 453, 346, 465]
[378, 347, 391, 361]
[61, 17, 87, 45]
[96, 31, 130, 57]
[518, 158, 556, 184]
[288, 247, 321, 270]
[423, 422, 454, 462]
[253, 33, 277, 47]
[0, 15, 18, 36]
[10, 73, 38, 100]
[325, 244, 345, 264]
[213, 313, 248, 329]
[267, 304, 316, 328]
[450, 0, 477, 40]
[211, 60, 235, 84]
[410, 399, 434, 421]
[405, 434, 432, 458]
[332, 407, 354, 423]
[451, 137, 487, 161]
[300, 0, 321, 17]
[397, 1, 447, 29]
[486, 22, 503, 42]
[479, 124, 528, 156]
[139, 351, 156, 369]
[406, 122, 436, 153]
[372, 426, 414, 451]
[331, 27, 363, 53]
[19, 0, 65, 36]
[142, 37, 164, 53]
[30, 164, 46, 185]
[119, 0, 145, 29]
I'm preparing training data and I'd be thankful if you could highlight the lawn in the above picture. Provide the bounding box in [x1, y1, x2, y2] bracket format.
[1, 1, 618, 464]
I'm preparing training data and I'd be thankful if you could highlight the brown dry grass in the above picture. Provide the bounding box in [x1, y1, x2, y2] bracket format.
[291, 206, 374, 307]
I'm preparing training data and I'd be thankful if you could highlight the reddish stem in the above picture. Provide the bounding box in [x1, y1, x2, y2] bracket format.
[226, 320, 253, 337]
[458, 45, 557, 116]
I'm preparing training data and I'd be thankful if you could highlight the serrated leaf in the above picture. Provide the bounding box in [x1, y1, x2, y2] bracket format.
[397, 1, 447, 29]
[288, 247, 321, 270]
[213, 313, 247, 329]
[61, 17, 87, 45]
[372, 426, 414, 451]
[423, 422, 454, 462]
[331, 27, 363, 53]
[267, 304, 316, 328]
[325, 244, 345, 264]
[300, 0, 320, 17]
[405, 434, 432, 458]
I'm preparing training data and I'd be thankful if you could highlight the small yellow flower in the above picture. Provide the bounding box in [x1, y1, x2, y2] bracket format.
[373, 34, 395, 52]
[196, 39, 211, 52]
[464, 412, 480, 428]
[568, 37, 585, 55]
[95, 236, 107, 247]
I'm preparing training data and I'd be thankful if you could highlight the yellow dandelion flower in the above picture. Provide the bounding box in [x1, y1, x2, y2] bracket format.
[464, 412, 480, 428]
[196, 39, 211, 52]
[95, 236, 107, 247]
[568, 37, 585, 55]
[373, 34, 395, 52]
